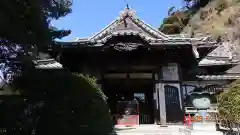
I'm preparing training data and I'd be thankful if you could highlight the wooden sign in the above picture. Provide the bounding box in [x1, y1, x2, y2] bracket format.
[162, 63, 179, 81]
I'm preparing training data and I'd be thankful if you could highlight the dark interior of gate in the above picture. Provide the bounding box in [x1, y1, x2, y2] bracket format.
[102, 80, 155, 124]
[164, 85, 184, 124]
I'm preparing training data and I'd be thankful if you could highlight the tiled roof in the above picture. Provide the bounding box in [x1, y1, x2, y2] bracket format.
[168, 34, 189, 38]
[197, 75, 240, 80]
[198, 42, 238, 66]
[33, 59, 63, 69]
[205, 42, 232, 58]
[198, 59, 238, 66]
[95, 31, 213, 45]
[74, 8, 215, 46]
[199, 59, 227, 66]
[87, 8, 170, 42]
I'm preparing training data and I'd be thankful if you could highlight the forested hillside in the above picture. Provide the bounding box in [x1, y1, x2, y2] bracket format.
[160, 0, 240, 43]
[160, 0, 240, 70]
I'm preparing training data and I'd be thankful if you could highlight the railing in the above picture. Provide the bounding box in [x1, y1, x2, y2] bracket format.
[139, 115, 151, 124]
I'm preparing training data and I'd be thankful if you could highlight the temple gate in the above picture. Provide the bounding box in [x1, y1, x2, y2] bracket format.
[44, 8, 217, 125]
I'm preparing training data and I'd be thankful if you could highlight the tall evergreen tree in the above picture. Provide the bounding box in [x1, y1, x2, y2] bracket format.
[0, 0, 72, 83]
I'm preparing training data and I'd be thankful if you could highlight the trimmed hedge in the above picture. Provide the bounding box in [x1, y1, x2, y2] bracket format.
[7, 70, 113, 135]
[218, 80, 240, 124]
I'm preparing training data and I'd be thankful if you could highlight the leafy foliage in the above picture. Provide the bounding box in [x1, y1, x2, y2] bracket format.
[160, 9, 191, 34]
[0, 0, 72, 84]
[0, 0, 72, 45]
[217, 80, 240, 123]
[0, 40, 24, 83]
[159, 0, 212, 34]
[0, 70, 113, 135]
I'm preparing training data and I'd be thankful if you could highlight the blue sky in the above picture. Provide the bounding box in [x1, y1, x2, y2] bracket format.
[51, 0, 183, 41]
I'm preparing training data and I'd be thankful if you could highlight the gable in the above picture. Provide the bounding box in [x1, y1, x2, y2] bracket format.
[87, 8, 170, 42]
[206, 42, 232, 58]
[72, 8, 217, 60]
[111, 16, 159, 38]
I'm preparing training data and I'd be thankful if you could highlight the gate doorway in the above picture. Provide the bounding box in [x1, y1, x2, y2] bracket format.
[164, 85, 184, 123]
[102, 80, 155, 124]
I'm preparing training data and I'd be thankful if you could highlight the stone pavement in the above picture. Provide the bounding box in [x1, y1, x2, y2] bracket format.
[110, 124, 224, 135]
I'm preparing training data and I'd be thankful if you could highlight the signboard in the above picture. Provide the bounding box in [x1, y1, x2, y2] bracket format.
[162, 63, 179, 81]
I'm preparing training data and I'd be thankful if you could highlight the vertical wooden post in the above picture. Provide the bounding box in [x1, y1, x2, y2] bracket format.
[158, 83, 167, 125]
[178, 64, 185, 111]
[153, 73, 159, 124]
[154, 83, 161, 124]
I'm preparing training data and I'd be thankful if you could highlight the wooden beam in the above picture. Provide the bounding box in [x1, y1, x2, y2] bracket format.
[157, 83, 167, 125]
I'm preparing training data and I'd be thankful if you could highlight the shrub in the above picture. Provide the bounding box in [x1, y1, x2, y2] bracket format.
[4, 69, 113, 135]
[217, 80, 240, 124]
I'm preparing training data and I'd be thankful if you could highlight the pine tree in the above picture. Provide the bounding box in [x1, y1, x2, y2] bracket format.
[0, 0, 72, 83]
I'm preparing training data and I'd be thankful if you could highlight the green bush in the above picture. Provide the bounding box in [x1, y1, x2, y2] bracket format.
[159, 10, 191, 34]
[217, 80, 240, 123]
[14, 69, 113, 135]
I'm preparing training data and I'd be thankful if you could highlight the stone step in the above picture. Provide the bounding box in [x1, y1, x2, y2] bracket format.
[109, 133, 181, 135]
[110, 131, 181, 135]
[179, 128, 224, 135]
[110, 125, 183, 135]
[190, 130, 223, 135]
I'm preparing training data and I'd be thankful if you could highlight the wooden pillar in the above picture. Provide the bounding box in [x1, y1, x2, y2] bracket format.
[153, 82, 158, 124]
[158, 83, 167, 125]
[154, 71, 167, 125]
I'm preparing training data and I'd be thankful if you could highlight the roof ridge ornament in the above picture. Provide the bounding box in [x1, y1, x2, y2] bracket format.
[124, 0, 130, 9]
[120, 8, 136, 18]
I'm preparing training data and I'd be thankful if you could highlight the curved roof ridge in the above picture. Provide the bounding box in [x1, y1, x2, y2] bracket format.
[80, 8, 171, 42]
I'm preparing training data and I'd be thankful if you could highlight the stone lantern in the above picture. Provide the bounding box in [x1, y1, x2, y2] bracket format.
[188, 87, 217, 130]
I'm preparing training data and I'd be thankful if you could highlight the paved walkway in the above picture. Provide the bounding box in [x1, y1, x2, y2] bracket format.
[110, 124, 223, 135]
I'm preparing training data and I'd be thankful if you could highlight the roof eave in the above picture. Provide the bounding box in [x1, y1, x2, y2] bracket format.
[196, 74, 240, 80]
[196, 43, 219, 60]
[199, 63, 239, 67]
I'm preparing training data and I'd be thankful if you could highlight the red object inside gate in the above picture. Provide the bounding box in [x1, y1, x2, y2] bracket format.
[116, 100, 139, 126]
